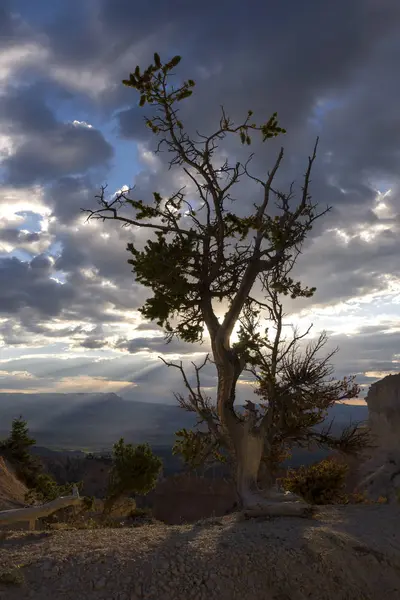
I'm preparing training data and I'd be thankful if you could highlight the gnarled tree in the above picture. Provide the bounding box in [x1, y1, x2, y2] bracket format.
[170, 281, 371, 500]
[83, 54, 370, 515]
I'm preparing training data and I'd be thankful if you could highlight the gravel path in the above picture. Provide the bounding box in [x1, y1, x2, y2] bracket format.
[1, 505, 400, 600]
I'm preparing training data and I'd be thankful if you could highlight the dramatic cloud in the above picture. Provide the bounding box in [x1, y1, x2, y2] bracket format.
[0, 86, 113, 185]
[0, 0, 400, 402]
[0, 255, 75, 316]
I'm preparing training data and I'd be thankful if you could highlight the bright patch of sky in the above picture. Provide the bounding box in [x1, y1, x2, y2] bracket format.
[46, 97, 142, 197]
[99, 119, 142, 193]
[0, 342, 70, 361]
[307, 97, 345, 130]
[291, 297, 400, 339]
[15, 211, 42, 232]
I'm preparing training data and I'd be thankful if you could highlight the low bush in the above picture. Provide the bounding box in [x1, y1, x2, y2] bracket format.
[104, 439, 162, 516]
[25, 475, 85, 505]
[0, 566, 25, 587]
[278, 457, 349, 505]
[278, 457, 390, 506]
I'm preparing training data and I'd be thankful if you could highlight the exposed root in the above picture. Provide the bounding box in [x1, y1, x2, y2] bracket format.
[242, 501, 315, 520]
[238, 487, 314, 519]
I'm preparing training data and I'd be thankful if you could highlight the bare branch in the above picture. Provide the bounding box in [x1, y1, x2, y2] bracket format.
[305, 421, 376, 456]
[158, 354, 220, 436]
[81, 185, 205, 241]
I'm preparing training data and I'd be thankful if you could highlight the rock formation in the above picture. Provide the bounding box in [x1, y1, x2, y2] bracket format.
[356, 373, 400, 502]
[0, 456, 29, 511]
[365, 373, 400, 452]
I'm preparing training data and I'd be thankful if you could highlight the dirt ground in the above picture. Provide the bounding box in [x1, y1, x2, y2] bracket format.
[1, 504, 400, 600]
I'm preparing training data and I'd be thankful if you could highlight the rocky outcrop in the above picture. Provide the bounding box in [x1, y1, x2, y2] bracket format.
[0, 457, 29, 511]
[365, 373, 400, 452]
[356, 374, 400, 502]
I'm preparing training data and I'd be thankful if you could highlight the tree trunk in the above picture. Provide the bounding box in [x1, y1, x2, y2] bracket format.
[230, 422, 314, 518]
[233, 422, 265, 508]
[212, 338, 313, 518]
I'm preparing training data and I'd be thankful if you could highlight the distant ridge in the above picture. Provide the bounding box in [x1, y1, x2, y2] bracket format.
[0, 392, 368, 451]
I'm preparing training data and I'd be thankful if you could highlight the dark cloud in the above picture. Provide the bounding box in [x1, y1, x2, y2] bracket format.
[2, 127, 112, 185]
[115, 335, 210, 355]
[0, 0, 400, 395]
[30, 253, 53, 270]
[104, 0, 400, 320]
[0, 256, 75, 316]
[134, 322, 164, 332]
[113, 0, 400, 146]
[0, 84, 57, 135]
[45, 175, 97, 224]
[80, 338, 108, 349]
[0, 1, 35, 49]
[51, 209, 158, 289]
[0, 85, 113, 185]
[0, 245, 146, 345]
[0, 228, 41, 247]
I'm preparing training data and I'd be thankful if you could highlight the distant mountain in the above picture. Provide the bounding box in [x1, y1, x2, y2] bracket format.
[0, 392, 197, 449]
[0, 392, 368, 451]
[29, 446, 86, 458]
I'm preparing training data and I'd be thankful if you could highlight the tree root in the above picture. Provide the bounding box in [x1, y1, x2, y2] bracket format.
[241, 501, 315, 519]
[238, 488, 315, 519]
[0, 485, 84, 530]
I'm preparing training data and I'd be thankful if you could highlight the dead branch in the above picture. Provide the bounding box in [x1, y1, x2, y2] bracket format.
[0, 485, 83, 531]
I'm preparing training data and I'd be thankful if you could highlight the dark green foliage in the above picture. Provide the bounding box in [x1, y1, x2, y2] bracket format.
[126, 231, 203, 343]
[1, 416, 83, 504]
[25, 476, 84, 504]
[154, 52, 161, 68]
[279, 457, 349, 505]
[1, 416, 42, 488]
[1, 415, 36, 462]
[104, 439, 162, 514]
[91, 53, 311, 347]
[172, 428, 227, 470]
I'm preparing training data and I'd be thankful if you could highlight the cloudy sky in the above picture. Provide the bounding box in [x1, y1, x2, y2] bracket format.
[1, 0, 400, 406]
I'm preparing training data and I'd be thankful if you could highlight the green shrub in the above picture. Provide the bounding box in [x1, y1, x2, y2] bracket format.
[2, 416, 84, 505]
[25, 475, 84, 504]
[1, 417, 43, 488]
[104, 439, 162, 515]
[0, 567, 25, 587]
[278, 457, 349, 505]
